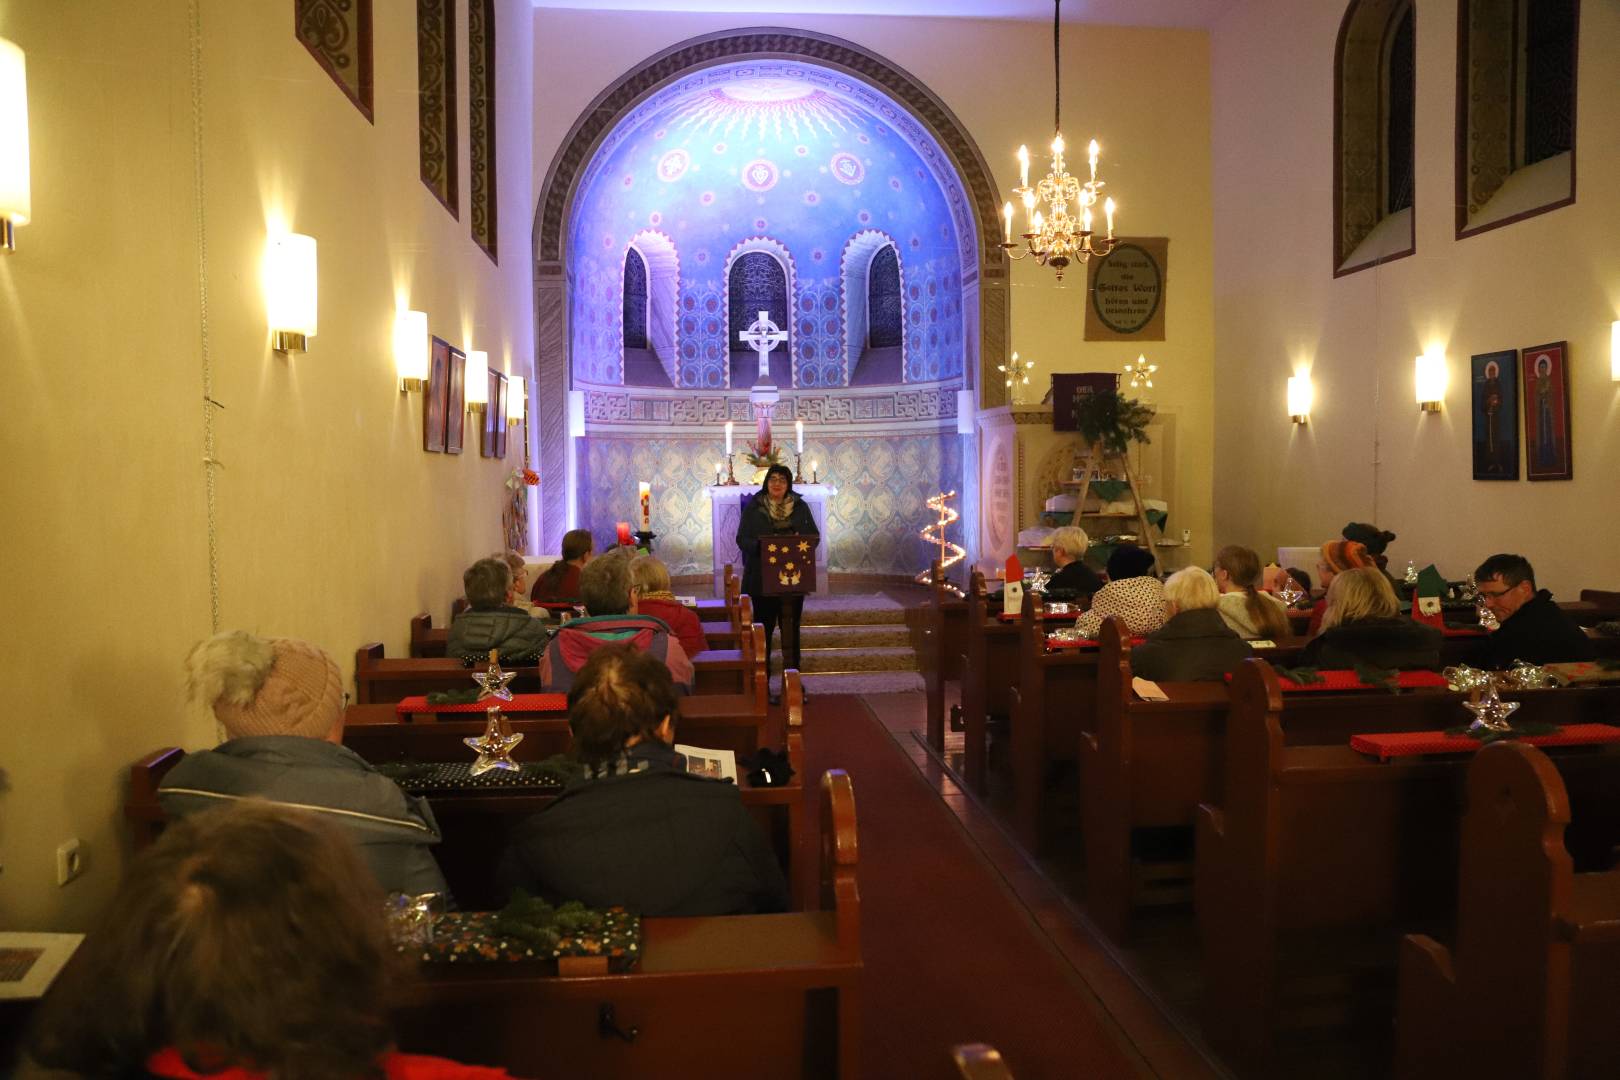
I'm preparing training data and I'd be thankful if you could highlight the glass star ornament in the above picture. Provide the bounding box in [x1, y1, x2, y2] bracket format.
[473, 650, 517, 702]
[1474, 595, 1500, 631]
[1463, 684, 1520, 736]
[1404, 561, 1418, 585]
[464, 706, 524, 776]
[1443, 664, 1494, 693]
[1275, 574, 1306, 608]
[1502, 660, 1557, 690]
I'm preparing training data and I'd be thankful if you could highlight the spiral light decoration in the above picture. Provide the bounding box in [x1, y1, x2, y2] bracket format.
[914, 490, 967, 592]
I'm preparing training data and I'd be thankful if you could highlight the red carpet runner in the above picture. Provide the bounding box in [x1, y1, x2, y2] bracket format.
[800, 694, 1138, 1078]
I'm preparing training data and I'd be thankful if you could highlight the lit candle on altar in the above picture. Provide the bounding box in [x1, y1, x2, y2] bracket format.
[1104, 197, 1116, 239]
[1016, 144, 1029, 189]
[1002, 201, 1013, 243]
[616, 521, 632, 546]
[724, 420, 733, 455]
[638, 481, 651, 531]
[1088, 139, 1099, 181]
[714, 462, 722, 484]
[810, 459, 819, 484]
[795, 419, 804, 453]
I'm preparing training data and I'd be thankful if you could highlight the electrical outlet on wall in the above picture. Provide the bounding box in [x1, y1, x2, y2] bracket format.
[56, 839, 83, 885]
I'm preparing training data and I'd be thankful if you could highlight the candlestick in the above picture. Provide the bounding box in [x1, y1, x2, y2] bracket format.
[810, 458, 819, 484]
[724, 420, 733, 455]
[724, 453, 738, 486]
[795, 419, 804, 453]
[637, 481, 651, 531]
[714, 462, 722, 485]
[794, 450, 803, 483]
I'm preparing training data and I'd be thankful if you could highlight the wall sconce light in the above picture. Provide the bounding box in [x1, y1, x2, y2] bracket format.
[1611, 321, 1619, 383]
[0, 38, 31, 253]
[507, 375, 527, 426]
[1415, 350, 1447, 412]
[465, 350, 489, 415]
[264, 233, 317, 353]
[1286, 374, 1313, 424]
[393, 310, 429, 392]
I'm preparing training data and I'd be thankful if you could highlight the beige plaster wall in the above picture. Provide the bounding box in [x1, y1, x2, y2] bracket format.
[0, 0, 534, 930]
[1210, 0, 1620, 596]
[531, 12, 1216, 565]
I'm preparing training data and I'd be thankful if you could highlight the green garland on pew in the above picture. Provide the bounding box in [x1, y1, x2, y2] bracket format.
[494, 891, 606, 951]
[1273, 665, 1325, 685]
[1351, 663, 1399, 692]
[426, 688, 482, 705]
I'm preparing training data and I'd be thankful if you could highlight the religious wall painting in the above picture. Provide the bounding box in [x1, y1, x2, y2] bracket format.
[482, 369, 506, 458]
[445, 345, 467, 455]
[1520, 341, 1571, 481]
[1469, 350, 1518, 481]
[424, 337, 450, 453]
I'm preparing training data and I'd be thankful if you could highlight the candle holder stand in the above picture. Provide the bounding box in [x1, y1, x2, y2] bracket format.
[793, 451, 804, 483]
[722, 453, 740, 486]
[633, 530, 657, 554]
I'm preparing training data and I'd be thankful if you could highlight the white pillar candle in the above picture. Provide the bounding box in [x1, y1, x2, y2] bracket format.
[724, 420, 733, 455]
[795, 419, 804, 453]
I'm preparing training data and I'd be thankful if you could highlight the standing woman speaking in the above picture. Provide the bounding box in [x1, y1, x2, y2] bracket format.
[736, 464, 818, 699]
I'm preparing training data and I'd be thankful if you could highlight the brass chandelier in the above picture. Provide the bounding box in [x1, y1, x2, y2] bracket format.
[1001, 0, 1119, 281]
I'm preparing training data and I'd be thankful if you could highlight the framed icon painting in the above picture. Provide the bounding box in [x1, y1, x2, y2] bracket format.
[1469, 349, 1518, 481]
[445, 346, 466, 455]
[423, 337, 451, 453]
[1520, 341, 1571, 481]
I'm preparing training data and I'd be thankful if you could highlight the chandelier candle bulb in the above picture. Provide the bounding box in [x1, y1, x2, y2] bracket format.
[1017, 144, 1030, 189]
[1002, 202, 1014, 243]
[1104, 198, 1116, 239]
[1082, 207, 1092, 234]
[638, 482, 651, 531]
[1088, 139, 1099, 181]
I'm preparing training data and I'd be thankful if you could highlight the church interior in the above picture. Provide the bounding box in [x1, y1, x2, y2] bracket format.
[3, 0, 1619, 1077]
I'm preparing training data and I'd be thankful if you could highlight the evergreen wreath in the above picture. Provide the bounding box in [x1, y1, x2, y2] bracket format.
[1073, 389, 1155, 455]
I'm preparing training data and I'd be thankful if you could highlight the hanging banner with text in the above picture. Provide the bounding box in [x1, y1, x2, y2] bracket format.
[1084, 237, 1170, 341]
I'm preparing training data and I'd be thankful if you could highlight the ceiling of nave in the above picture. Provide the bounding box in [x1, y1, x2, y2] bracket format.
[528, 0, 1236, 30]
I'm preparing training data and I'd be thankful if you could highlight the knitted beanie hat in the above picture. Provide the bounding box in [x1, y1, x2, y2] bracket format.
[1320, 539, 1373, 574]
[185, 631, 344, 741]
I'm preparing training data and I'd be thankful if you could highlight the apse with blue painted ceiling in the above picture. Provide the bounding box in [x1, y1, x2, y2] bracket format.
[568, 61, 973, 390]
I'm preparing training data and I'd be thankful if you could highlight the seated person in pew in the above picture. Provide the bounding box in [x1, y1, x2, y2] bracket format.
[1470, 552, 1595, 668]
[1213, 545, 1291, 640]
[1299, 567, 1443, 670]
[160, 632, 449, 898]
[1131, 566, 1254, 682]
[540, 554, 694, 693]
[530, 527, 593, 604]
[629, 553, 709, 660]
[500, 645, 788, 917]
[1308, 538, 1375, 634]
[495, 549, 545, 618]
[447, 558, 553, 665]
[1074, 544, 1167, 640]
[24, 802, 516, 1080]
[1045, 525, 1104, 602]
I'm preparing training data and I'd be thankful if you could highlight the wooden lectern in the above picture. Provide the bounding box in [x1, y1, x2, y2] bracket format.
[760, 535, 818, 596]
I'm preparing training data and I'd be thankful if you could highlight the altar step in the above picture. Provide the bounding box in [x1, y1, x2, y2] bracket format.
[766, 592, 923, 695]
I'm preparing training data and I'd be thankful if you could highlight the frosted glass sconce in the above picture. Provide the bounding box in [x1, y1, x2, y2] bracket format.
[465, 350, 489, 415]
[507, 375, 526, 426]
[0, 38, 31, 252]
[1415, 351, 1446, 413]
[1286, 375, 1312, 424]
[394, 310, 429, 392]
[265, 233, 317, 353]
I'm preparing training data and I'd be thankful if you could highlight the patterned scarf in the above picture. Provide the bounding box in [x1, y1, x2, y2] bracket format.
[766, 493, 797, 527]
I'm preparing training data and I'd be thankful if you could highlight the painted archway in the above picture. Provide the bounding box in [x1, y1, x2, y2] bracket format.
[533, 29, 1009, 566]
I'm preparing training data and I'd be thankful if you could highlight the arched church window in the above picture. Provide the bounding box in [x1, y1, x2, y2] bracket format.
[868, 246, 902, 349]
[622, 248, 648, 349]
[1333, 0, 1416, 277]
[728, 250, 790, 387]
[1456, 0, 1577, 238]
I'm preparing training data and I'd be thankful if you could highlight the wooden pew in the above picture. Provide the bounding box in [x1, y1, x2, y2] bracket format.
[415, 588, 747, 660]
[393, 766, 861, 1080]
[1004, 591, 1099, 852]
[1395, 742, 1620, 1080]
[921, 560, 969, 754]
[126, 673, 807, 912]
[1194, 659, 1620, 1066]
[359, 624, 766, 706]
[960, 570, 1017, 795]
[952, 1044, 1015, 1079]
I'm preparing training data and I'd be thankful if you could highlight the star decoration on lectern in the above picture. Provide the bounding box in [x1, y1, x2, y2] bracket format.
[1463, 685, 1520, 736]
[464, 706, 524, 776]
[473, 650, 517, 702]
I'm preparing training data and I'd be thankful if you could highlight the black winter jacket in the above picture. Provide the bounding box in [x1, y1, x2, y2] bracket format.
[1470, 589, 1594, 669]
[497, 742, 789, 917]
[1130, 608, 1254, 682]
[735, 489, 819, 598]
[1300, 616, 1443, 671]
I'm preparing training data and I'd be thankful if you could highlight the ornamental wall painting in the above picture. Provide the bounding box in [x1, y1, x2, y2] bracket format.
[1520, 341, 1571, 481]
[1469, 349, 1517, 481]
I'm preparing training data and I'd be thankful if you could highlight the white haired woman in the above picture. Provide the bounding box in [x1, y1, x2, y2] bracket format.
[1045, 526, 1104, 601]
[1128, 566, 1253, 682]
